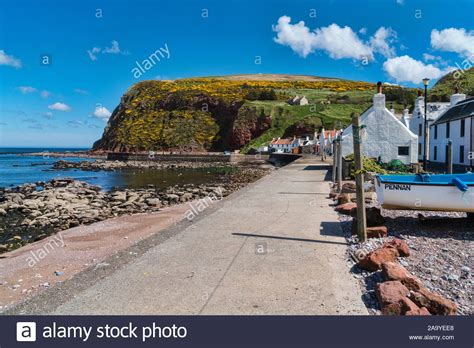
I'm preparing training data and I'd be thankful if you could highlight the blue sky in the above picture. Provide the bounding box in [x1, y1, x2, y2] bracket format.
[1, 0, 473, 147]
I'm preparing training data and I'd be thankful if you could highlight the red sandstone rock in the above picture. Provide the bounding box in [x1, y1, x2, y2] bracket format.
[358, 247, 399, 271]
[410, 288, 457, 315]
[381, 262, 422, 291]
[376, 281, 410, 314]
[335, 203, 357, 215]
[406, 307, 431, 316]
[384, 238, 410, 257]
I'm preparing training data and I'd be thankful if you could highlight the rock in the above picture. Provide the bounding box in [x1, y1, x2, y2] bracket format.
[384, 238, 410, 257]
[381, 262, 422, 291]
[400, 297, 421, 314]
[337, 194, 352, 205]
[406, 307, 431, 316]
[111, 191, 126, 202]
[358, 247, 400, 271]
[165, 194, 179, 202]
[335, 203, 357, 215]
[145, 198, 161, 207]
[460, 266, 470, 278]
[341, 182, 356, 193]
[376, 281, 410, 315]
[410, 288, 457, 315]
[0, 208, 6, 216]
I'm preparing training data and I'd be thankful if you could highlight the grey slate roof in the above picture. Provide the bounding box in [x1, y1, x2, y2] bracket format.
[432, 97, 474, 125]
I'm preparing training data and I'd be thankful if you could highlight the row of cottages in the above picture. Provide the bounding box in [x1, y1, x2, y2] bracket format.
[429, 97, 473, 167]
[269, 137, 301, 153]
[341, 83, 418, 164]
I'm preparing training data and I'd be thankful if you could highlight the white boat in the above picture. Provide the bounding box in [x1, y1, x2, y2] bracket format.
[375, 173, 474, 212]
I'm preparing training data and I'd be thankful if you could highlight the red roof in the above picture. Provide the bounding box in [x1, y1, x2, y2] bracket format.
[324, 130, 337, 138]
[271, 138, 293, 145]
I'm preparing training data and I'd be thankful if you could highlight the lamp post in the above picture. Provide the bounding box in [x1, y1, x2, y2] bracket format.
[422, 77, 430, 171]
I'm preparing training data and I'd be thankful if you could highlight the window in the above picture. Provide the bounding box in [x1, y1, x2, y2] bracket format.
[460, 146, 465, 163]
[418, 143, 422, 156]
[446, 122, 450, 138]
[434, 146, 437, 161]
[460, 119, 465, 137]
[418, 124, 422, 136]
[398, 146, 409, 156]
[434, 125, 438, 139]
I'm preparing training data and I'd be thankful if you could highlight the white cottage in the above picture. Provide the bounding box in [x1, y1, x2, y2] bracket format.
[341, 83, 418, 164]
[408, 92, 450, 161]
[429, 95, 472, 167]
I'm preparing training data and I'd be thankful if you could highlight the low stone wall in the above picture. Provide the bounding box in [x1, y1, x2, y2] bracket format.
[106, 152, 269, 164]
[107, 152, 231, 162]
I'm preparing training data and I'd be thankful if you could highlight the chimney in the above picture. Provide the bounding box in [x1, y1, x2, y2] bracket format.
[373, 81, 385, 109]
[450, 87, 466, 106]
[377, 81, 382, 94]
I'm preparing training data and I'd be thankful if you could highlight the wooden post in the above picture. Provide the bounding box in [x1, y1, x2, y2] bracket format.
[352, 113, 367, 242]
[337, 138, 343, 192]
[332, 140, 337, 183]
[447, 140, 453, 174]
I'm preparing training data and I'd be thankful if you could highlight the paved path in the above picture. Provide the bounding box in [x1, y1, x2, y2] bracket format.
[49, 158, 366, 314]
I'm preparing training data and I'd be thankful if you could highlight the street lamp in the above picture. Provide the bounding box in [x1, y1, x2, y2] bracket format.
[422, 77, 430, 171]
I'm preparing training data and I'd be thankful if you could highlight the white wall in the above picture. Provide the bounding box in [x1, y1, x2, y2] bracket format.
[430, 117, 472, 166]
[341, 93, 418, 164]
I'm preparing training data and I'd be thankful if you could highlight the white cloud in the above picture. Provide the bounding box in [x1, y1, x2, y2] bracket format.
[87, 40, 129, 61]
[40, 90, 50, 98]
[396, 0, 404, 5]
[370, 27, 397, 58]
[93, 105, 112, 120]
[104, 40, 121, 54]
[359, 28, 367, 35]
[272, 16, 318, 58]
[383, 55, 451, 84]
[18, 86, 37, 94]
[272, 16, 373, 60]
[0, 50, 22, 68]
[87, 47, 101, 61]
[431, 28, 474, 58]
[48, 102, 71, 112]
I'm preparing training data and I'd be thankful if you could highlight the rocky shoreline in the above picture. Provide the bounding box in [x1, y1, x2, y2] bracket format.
[0, 165, 271, 254]
[332, 182, 473, 315]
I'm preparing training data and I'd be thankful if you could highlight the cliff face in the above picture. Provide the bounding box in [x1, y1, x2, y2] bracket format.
[92, 83, 246, 152]
[92, 76, 378, 153]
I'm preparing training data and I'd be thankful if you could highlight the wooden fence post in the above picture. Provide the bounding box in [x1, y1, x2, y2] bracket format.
[352, 113, 367, 242]
[332, 140, 337, 183]
[447, 140, 453, 174]
[337, 138, 343, 192]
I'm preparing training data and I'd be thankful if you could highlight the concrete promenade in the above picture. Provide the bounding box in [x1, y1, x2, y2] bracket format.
[14, 157, 367, 315]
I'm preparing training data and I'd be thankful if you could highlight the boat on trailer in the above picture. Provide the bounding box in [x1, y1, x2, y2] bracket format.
[375, 173, 474, 212]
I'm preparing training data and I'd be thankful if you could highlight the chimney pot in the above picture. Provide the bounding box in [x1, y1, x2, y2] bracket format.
[417, 90, 422, 97]
[377, 81, 382, 94]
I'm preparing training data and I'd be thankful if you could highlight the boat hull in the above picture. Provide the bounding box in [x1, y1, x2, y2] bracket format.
[375, 178, 474, 213]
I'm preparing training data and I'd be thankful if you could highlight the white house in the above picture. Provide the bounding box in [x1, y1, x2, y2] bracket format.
[429, 96, 472, 167]
[288, 95, 309, 105]
[269, 137, 300, 153]
[341, 83, 418, 164]
[408, 93, 450, 161]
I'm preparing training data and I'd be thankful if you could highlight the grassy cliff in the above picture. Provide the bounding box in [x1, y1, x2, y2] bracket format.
[430, 67, 474, 101]
[92, 75, 419, 153]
